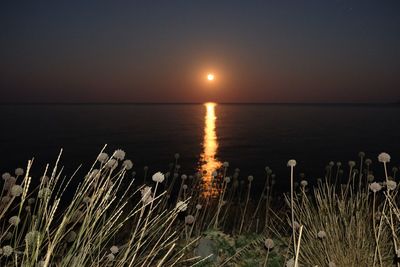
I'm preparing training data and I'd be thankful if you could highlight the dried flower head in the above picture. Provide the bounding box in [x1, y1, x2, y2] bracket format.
[105, 159, 118, 169]
[107, 253, 115, 261]
[181, 174, 188, 180]
[387, 180, 397, 191]
[110, 245, 119, 254]
[11, 184, 23, 197]
[2, 172, 11, 180]
[358, 151, 365, 158]
[2, 196, 10, 204]
[90, 169, 100, 178]
[15, 168, 24, 176]
[122, 160, 133, 170]
[223, 161, 229, 168]
[300, 180, 308, 187]
[152, 172, 165, 183]
[224, 176, 231, 183]
[287, 159, 297, 167]
[317, 230, 327, 239]
[2, 245, 13, 257]
[185, 215, 195, 224]
[369, 182, 382, 193]
[378, 152, 391, 163]
[66, 231, 77, 243]
[264, 238, 274, 249]
[176, 201, 188, 212]
[196, 204, 202, 210]
[365, 158, 372, 165]
[97, 152, 109, 163]
[248, 175, 254, 182]
[141, 186, 153, 205]
[9, 216, 20, 226]
[113, 149, 126, 160]
[182, 184, 188, 190]
[40, 175, 49, 184]
[348, 161, 356, 167]
[5, 176, 16, 189]
[25, 231, 39, 245]
[367, 174, 375, 182]
[38, 188, 51, 199]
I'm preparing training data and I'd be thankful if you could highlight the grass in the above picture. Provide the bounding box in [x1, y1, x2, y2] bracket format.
[1, 148, 400, 266]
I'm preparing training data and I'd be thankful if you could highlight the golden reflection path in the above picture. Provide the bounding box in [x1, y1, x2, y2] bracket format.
[199, 102, 222, 197]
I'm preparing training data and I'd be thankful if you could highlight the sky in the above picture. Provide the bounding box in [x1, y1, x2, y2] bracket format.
[0, 0, 399, 103]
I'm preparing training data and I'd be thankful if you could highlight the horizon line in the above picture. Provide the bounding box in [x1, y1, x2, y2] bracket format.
[0, 101, 399, 106]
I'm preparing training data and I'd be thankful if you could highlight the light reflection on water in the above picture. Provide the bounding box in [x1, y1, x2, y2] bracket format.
[199, 102, 222, 196]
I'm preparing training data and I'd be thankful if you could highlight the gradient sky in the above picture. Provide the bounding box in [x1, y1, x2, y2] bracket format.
[1, 0, 399, 103]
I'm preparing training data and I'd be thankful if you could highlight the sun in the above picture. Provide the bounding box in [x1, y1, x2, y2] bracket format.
[207, 73, 215, 81]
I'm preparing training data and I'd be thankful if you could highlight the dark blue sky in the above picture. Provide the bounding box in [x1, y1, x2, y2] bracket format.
[1, 0, 399, 103]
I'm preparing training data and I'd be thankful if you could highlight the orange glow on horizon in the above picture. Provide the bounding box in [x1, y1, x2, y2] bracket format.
[207, 73, 215, 81]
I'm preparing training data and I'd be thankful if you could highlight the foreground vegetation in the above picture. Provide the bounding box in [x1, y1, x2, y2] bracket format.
[1, 147, 399, 266]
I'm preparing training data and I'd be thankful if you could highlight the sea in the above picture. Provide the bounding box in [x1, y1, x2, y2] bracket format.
[1, 103, 399, 190]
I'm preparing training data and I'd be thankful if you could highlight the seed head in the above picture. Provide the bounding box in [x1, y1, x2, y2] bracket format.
[2, 172, 11, 181]
[2, 245, 13, 256]
[152, 172, 165, 183]
[97, 152, 109, 163]
[140, 186, 153, 205]
[113, 149, 126, 160]
[378, 152, 391, 163]
[287, 159, 296, 167]
[264, 238, 274, 249]
[122, 160, 133, 170]
[387, 180, 397, 191]
[367, 174, 375, 182]
[110, 245, 119, 254]
[105, 159, 118, 169]
[2, 196, 10, 204]
[9, 216, 20, 226]
[107, 253, 115, 261]
[66, 231, 77, 243]
[317, 230, 327, 239]
[15, 168, 24, 176]
[176, 201, 188, 212]
[369, 182, 382, 193]
[348, 161, 356, 167]
[11, 185, 23, 197]
[185, 215, 195, 224]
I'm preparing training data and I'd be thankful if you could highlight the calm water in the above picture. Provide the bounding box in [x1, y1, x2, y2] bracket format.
[1, 104, 399, 189]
